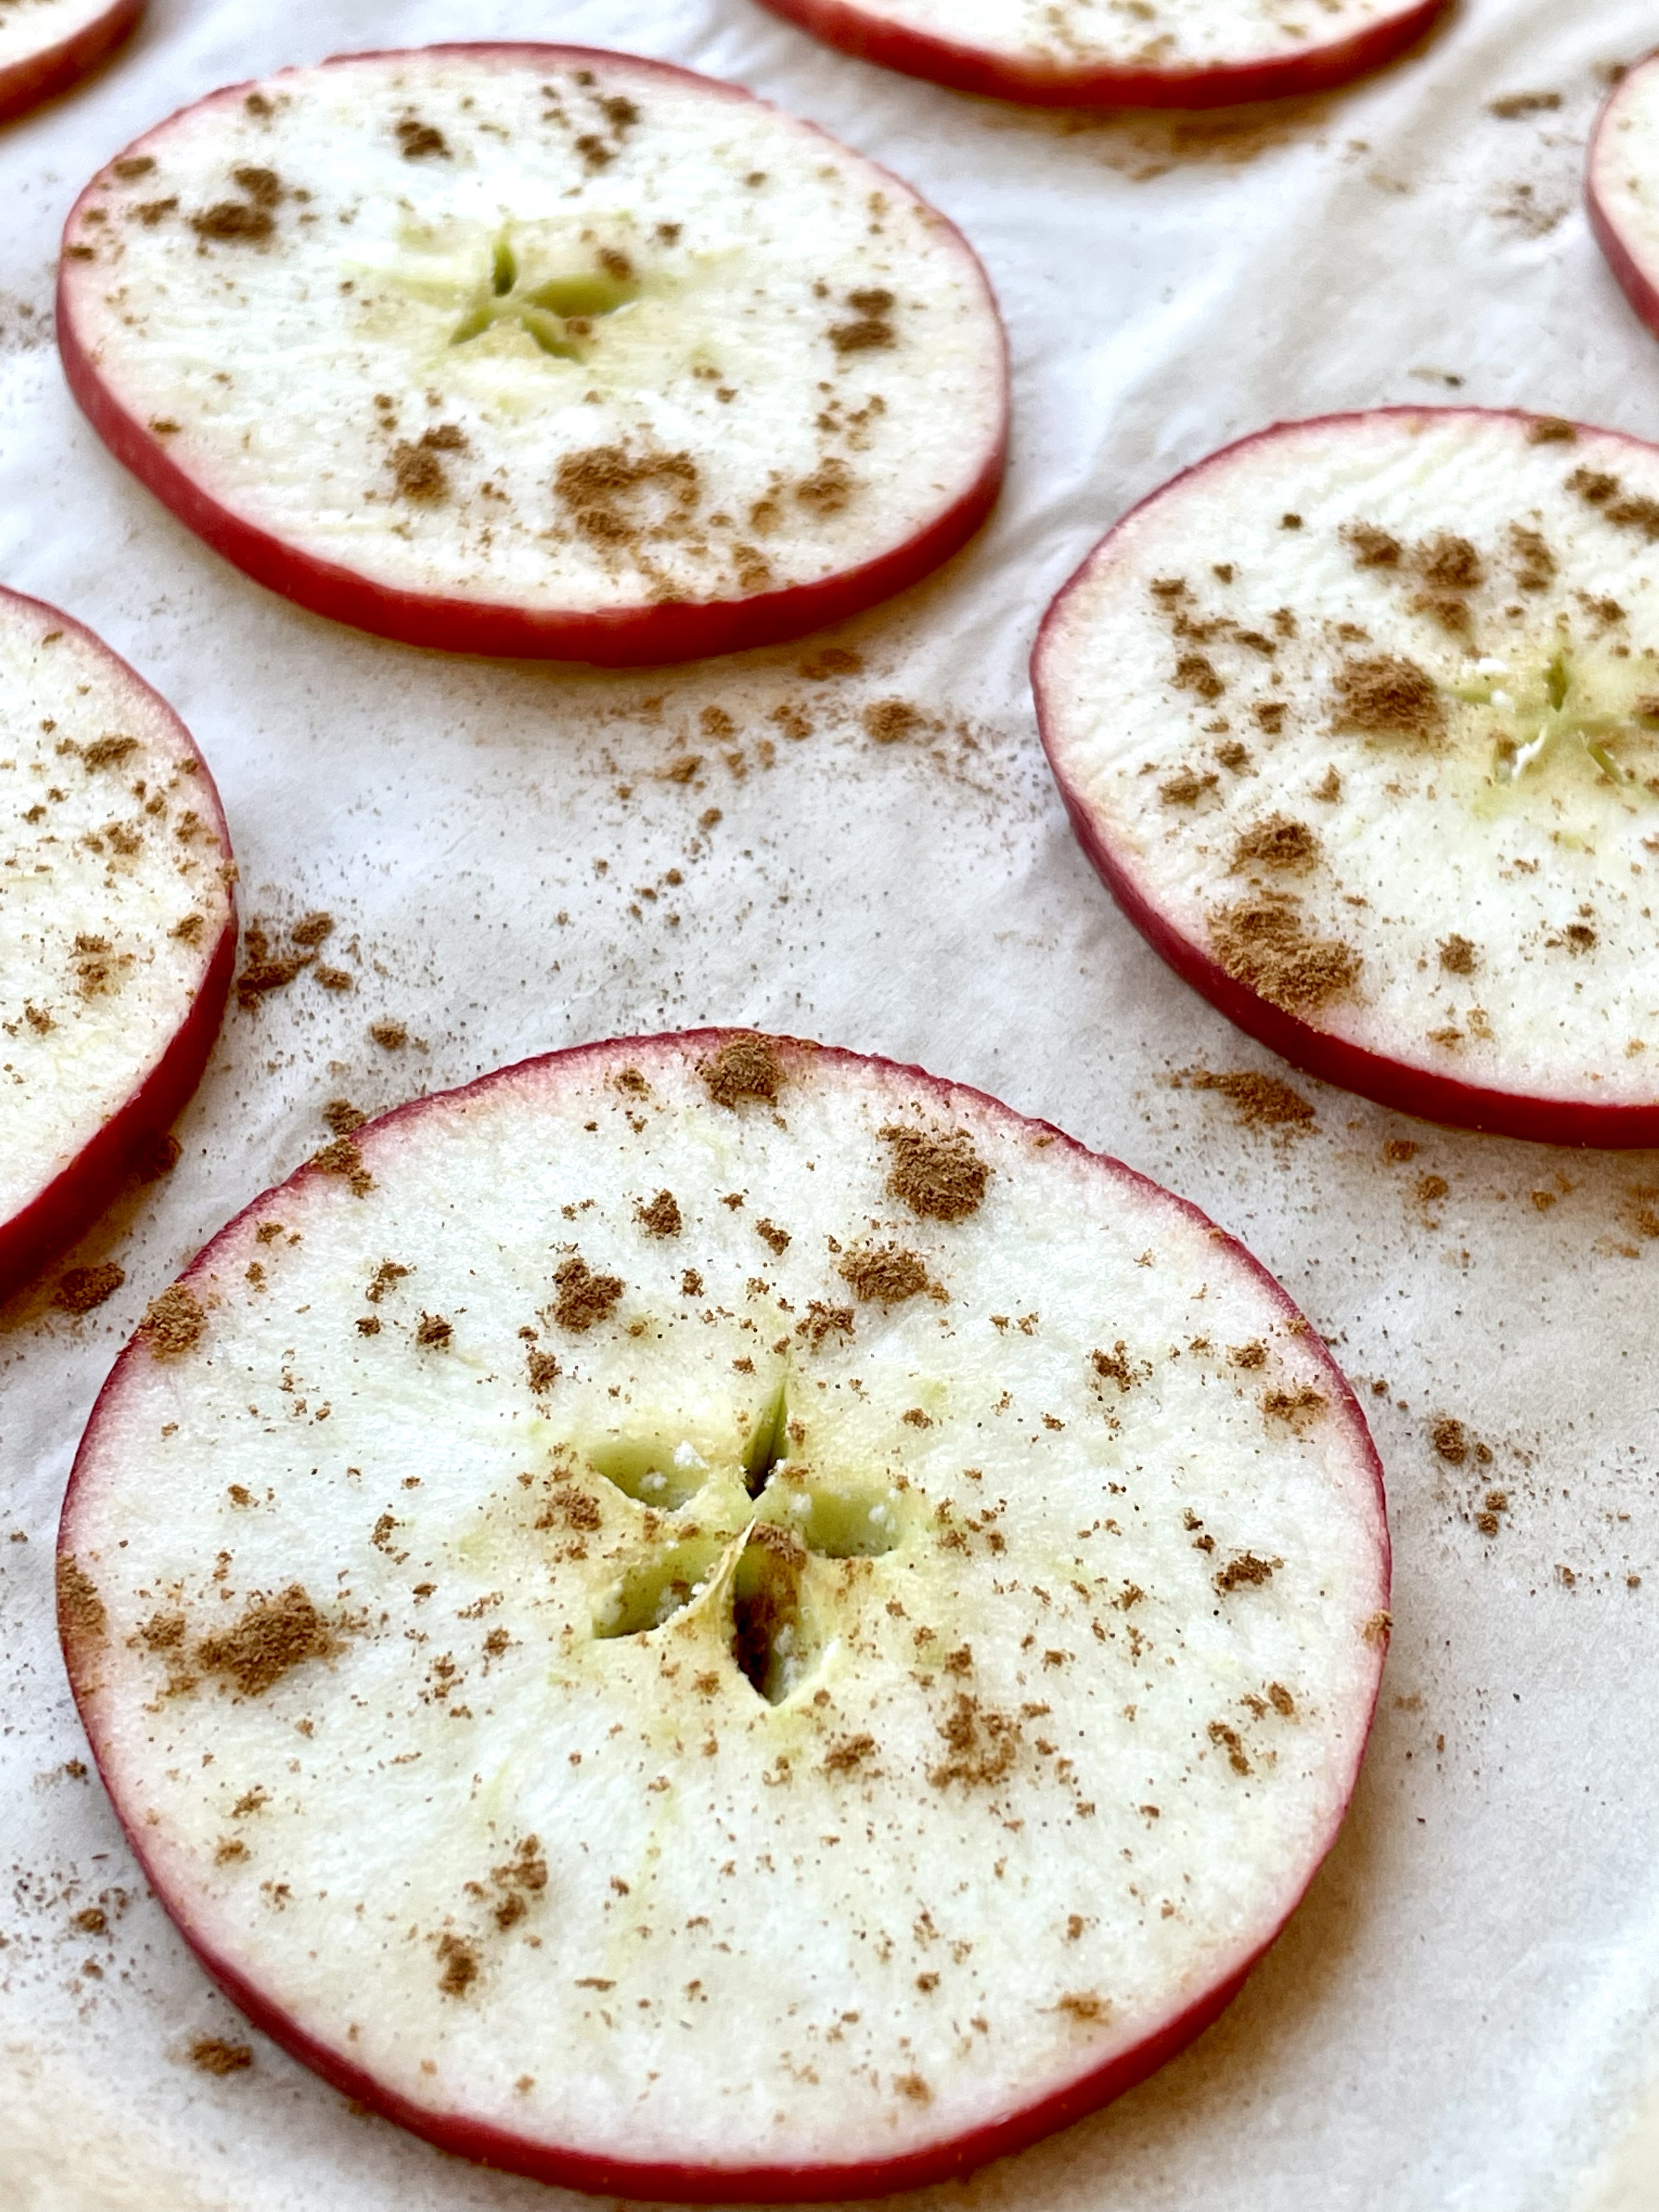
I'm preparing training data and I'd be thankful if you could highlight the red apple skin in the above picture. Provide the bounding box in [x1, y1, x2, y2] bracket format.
[0, 0, 145, 125]
[57, 46, 1009, 668]
[0, 589, 235, 1305]
[1034, 407, 1659, 1152]
[60, 1028, 1389, 2202]
[1588, 55, 1659, 345]
[750, 0, 1449, 110]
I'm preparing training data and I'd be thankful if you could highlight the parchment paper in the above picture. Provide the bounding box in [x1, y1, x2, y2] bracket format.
[3, 2, 1659, 2207]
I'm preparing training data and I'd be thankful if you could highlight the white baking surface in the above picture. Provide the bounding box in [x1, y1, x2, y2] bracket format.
[2, 2, 1658, 2208]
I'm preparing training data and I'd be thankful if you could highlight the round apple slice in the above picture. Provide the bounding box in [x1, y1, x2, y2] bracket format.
[0, 587, 234, 1301]
[1035, 408, 1659, 1147]
[59, 1029, 1387, 2200]
[751, 0, 1448, 110]
[56, 46, 1008, 667]
[0, 0, 143, 125]
[1589, 50, 1659, 343]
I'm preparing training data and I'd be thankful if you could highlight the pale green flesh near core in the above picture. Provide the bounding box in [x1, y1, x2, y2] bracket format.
[0, 600, 229, 1226]
[1039, 412, 1659, 1110]
[62, 1038, 1384, 2173]
[60, 52, 1004, 617]
[795, 0, 1421, 74]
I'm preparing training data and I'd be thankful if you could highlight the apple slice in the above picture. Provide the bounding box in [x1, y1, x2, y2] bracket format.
[57, 46, 1008, 668]
[59, 1029, 1387, 2200]
[1035, 408, 1659, 1147]
[750, 0, 1448, 110]
[0, 0, 143, 125]
[0, 586, 234, 1302]
[1589, 50, 1659, 343]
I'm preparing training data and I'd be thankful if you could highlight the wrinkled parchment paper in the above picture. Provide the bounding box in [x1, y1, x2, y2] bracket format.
[4, 2, 1659, 2206]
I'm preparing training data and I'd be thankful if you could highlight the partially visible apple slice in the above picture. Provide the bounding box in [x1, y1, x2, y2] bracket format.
[59, 1029, 1388, 2201]
[0, 587, 234, 1301]
[57, 45, 1008, 666]
[1589, 50, 1659, 342]
[1034, 408, 1659, 1147]
[750, 0, 1448, 109]
[0, 0, 143, 125]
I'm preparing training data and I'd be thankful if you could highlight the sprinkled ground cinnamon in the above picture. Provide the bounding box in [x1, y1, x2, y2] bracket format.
[552, 1255, 624, 1331]
[880, 1125, 989, 1221]
[1208, 897, 1361, 1012]
[197, 1585, 338, 1697]
[1180, 1068, 1315, 1131]
[190, 2036, 253, 2075]
[840, 1247, 930, 1306]
[53, 1262, 125, 1314]
[141, 1283, 205, 1356]
[699, 1033, 783, 1109]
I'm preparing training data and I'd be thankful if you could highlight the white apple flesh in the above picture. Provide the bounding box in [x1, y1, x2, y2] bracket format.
[751, 0, 1449, 109]
[0, 0, 143, 125]
[56, 46, 1009, 666]
[59, 1030, 1388, 2199]
[1589, 50, 1659, 347]
[1034, 408, 1659, 1147]
[0, 586, 234, 1301]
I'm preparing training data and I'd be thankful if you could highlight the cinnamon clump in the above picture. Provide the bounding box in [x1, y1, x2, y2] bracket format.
[189, 201, 274, 244]
[397, 117, 450, 160]
[1330, 654, 1446, 743]
[1181, 1069, 1315, 1132]
[699, 1032, 783, 1109]
[436, 1933, 479, 1997]
[555, 445, 701, 550]
[1213, 1551, 1281, 1594]
[552, 1255, 624, 1331]
[527, 1348, 561, 1392]
[1231, 815, 1321, 875]
[53, 1262, 125, 1314]
[189, 2037, 253, 2075]
[637, 1189, 681, 1237]
[795, 1300, 854, 1347]
[1263, 1384, 1327, 1430]
[1208, 895, 1361, 1013]
[880, 1124, 990, 1222]
[81, 735, 139, 771]
[862, 699, 923, 744]
[839, 1246, 932, 1306]
[141, 1283, 205, 1357]
[1432, 1418, 1470, 1464]
[928, 1692, 1019, 1789]
[57, 1555, 108, 1645]
[1342, 522, 1402, 568]
[822, 1731, 877, 1774]
[310, 1136, 373, 1198]
[1054, 1991, 1111, 2023]
[196, 1585, 337, 1697]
